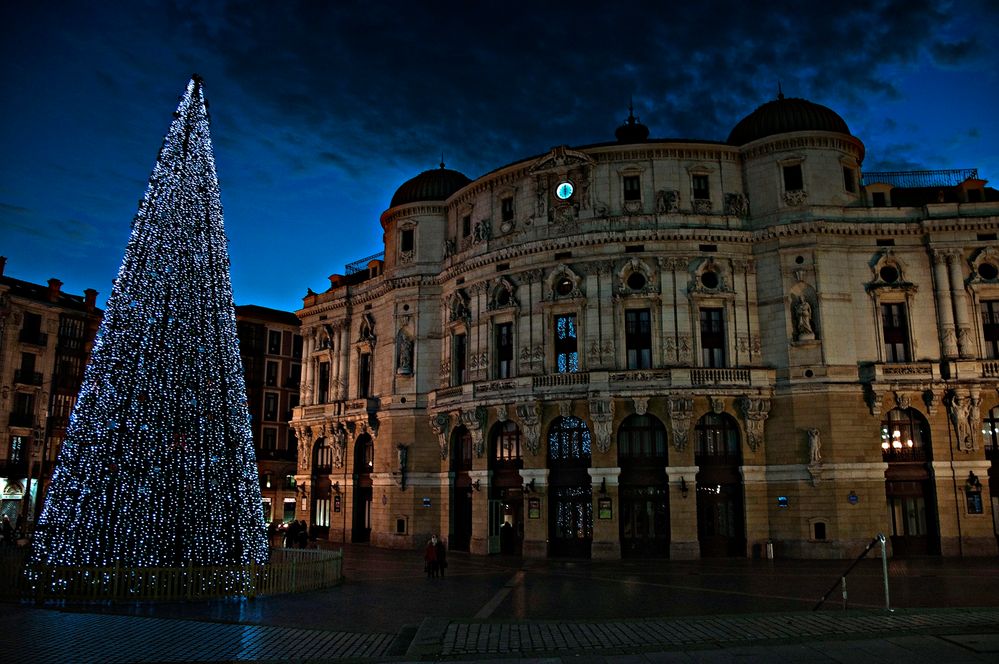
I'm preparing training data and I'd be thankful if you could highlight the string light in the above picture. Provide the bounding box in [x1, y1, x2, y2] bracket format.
[31, 76, 268, 578]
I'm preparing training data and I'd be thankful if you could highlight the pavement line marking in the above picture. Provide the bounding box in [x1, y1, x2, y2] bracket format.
[474, 570, 524, 619]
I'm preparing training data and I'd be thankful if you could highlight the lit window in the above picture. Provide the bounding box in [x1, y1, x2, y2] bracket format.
[881, 303, 910, 362]
[699, 308, 725, 367]
[554, 314, 579, 373]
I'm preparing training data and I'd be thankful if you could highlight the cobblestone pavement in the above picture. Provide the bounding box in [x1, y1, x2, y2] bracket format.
[4, 545, 999, 661]
[0, 608, 395, 663]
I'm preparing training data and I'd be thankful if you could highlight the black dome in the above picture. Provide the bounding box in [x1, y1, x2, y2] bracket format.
[728, 96, 850, 146]
[390, 165, 471, 207]
[615, 107, 649, 143]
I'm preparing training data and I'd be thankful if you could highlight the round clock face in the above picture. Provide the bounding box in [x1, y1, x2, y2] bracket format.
[556, 181, 574, 200]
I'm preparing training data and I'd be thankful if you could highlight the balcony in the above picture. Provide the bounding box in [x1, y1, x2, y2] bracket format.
[882, 447, 927, 463]
[344, 397, 378, 415]
[8, 413, 34, 428]
[19, 330, 49, 346]
[860, 361, 938, 383]
[533, 372, 590, 389]
[14, 370, 43, 386]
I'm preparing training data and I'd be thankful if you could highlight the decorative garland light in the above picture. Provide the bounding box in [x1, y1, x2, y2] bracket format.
[32, 76, 268, 574]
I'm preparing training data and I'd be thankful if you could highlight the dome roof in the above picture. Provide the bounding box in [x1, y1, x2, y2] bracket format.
[615, 105, 649, 143]
[390, 164, 471, 207]
[727, 95, 850, 146]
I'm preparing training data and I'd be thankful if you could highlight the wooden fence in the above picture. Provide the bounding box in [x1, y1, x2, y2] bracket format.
[0, 546, 342, 602]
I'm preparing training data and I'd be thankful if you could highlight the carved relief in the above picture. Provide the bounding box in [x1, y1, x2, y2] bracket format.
[461, 406, 488, 457]
[947, 391, 978, 453]
[398, 250, 414, 265]
[691, 199, 712, 214]
[724, 192, 749, 217]
[709, 396, 725, 414]
[430, 412, 451, 460]
[516, 400, 542, 455]
[520, 345, 544, 365]
[495, 404, 509, 423]
[396, 329, 414, 375]
[783, 189, 808, 207]
[331, 424, 347, 469]
[738, 396, 771, 451]
[588, 398, 614, 453]
[655, 189, 680, 213]
[667, 395, 694, 451]
[894, 391, 911, 411]
[632, 397, 649, 416]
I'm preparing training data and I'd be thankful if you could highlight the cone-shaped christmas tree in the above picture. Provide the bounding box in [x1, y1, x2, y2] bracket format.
[32, 76, 268, 569]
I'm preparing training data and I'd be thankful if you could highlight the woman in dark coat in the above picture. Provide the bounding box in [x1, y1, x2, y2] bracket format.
[424, 535, 438, 578]
[435, 537, 447, 577]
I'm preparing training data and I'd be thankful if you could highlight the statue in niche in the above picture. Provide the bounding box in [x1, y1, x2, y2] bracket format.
[807, 428, 821, 465]
[397, 332, 414, 375]
[793, 297, 815, 341]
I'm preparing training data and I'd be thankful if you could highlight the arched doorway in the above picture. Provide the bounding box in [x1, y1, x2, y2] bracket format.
[450, 426, 473, 552]
[618, 414, 669, 557]
[311, 438, 332, 539]
[489, 420, 524, 555]
[881, 408, 939, 556]
[352, 434, 373, 543]
[984, 406, 999, 546]
[548, 416, 592, 558]
[695, 412, 745, 557]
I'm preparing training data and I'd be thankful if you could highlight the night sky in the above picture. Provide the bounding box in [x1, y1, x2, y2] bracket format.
[2, 1, 997, 312]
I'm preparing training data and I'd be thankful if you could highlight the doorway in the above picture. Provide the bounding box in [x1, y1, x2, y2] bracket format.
[352, 433, 373, 543]
[547, 416, 592, 558]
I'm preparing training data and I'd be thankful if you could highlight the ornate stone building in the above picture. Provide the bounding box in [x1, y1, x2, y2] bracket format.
[0, 257, 101, 529]
[292, 96, 999, 559]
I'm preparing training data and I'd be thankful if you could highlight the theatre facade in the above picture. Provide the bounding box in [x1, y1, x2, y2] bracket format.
[291, 96, 999, 559]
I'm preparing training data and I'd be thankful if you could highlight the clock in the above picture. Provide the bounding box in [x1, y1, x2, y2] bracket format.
[556, 181, 574, 200]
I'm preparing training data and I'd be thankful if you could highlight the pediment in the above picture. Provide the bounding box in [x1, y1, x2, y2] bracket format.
[528, 145, 595, 174]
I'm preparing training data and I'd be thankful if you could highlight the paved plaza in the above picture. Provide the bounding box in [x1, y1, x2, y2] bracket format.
[3, 545, 999, 661]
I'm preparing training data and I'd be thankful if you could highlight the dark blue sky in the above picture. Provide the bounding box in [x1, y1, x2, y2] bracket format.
[2, 1, 997, 312]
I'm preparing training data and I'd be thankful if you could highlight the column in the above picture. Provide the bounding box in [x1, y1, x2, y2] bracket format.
[948, 251, 973, 358]
[338, 323, 350, 400]
[301, 332, 314, 405]
[665, 465, 699, 559]
[932, 250, 958, 358]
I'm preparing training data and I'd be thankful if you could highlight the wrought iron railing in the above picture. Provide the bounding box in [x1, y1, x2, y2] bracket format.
[862, 168, 978, 188]
[344, 251, 385, 275]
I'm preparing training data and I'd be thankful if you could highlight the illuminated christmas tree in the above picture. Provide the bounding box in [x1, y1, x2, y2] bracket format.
[32, 75, 268, 569]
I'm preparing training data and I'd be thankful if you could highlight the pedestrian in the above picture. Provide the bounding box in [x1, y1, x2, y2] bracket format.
[285, 520, 298, 548]
[297, 520, 309, 549]
[435, 536, 447, 577]
[424, 534, 438, 578]
[1, 515, 13, 546]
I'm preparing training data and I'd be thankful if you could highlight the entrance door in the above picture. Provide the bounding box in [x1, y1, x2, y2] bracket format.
[487, 499, 502, 554]
[696, 482, 744, 557]
[352, 485, 371, 543]
[886, 480, 932, 556]
[620, 486, 669, 557]
[450, 427, 473, 552]
[452, 486, 473, 552]
[550, 485, 593, 558]
[881, 408, 939, 557]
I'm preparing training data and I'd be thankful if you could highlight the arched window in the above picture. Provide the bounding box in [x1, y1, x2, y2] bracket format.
[354, 435, 374, 474]
[880, 408, 929, 462]
[491, 421, 523, 466]
[617, 414, 667, 462]
[694, 413, 740, 465]
[548, 416, 591, 464]
[313, 437, 332, 473]
[984, 406, 999, 460]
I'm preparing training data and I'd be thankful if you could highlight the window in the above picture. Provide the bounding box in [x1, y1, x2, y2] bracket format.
[317, 362, 329, 404]
[51, 393, 75, 420]
[617, 414, 667, 460]
[265, 360, 278, 386]
[880, 408, 927, 462]
[283, 499, 296, 523]
[11, 392, 35, 427]
[694, 413, 741, 463]
[843, 167, 856, 193]
[400, 228, 414, 253]
[554, 314, 579, 373]
[264, 393, 278, 421]
[292, 334, 303, 358]
[881, 303, 910, 362]
[287, 426, 298, 454]
[58, 316, 84, 350]
[501, 197, 514, 222]
[623, 175, 641, 201]
[982, 300, 999, 359]
[872, 191, 887, 207]
[493, 421, 522, 464]
[548, 416, 591, 462]
[452, 334, 466, 385]
[268, 330, 282, 354]
[358, 352, 372, 397]
[692, 174, 710, 200]
[288, 363, 301, 387]
[625, 309, 652, 369]
[262, 427, 277, 450]
[314, 438, 333, 471]
[354, 435, 374, 474]
[8, 436, 25, 464]
[782, 164, 803, 191]
[451, 427, 473, 472]
[983, 406, 999, 460]
[462, 215, 471, 237]
[496, 322, 513, 378]
[699, 308, 725, 367]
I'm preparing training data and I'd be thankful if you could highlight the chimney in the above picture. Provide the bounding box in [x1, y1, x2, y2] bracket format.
[0, 256, 6, 277]
[84, 288, 98, 310]
[47, 278, 63, 302]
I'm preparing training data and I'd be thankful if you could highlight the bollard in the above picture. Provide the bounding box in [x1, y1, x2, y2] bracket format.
[878, 533, 891, 612]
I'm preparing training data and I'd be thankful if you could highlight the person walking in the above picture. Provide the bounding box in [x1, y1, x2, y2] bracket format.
[297, 520, 309, 549]
[424, 534, 438, 578]
[435, 536, 447, 577]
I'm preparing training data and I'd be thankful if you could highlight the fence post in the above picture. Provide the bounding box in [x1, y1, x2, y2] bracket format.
[878, 533, 891, 612]
[186, 561, 193, 601]
[841, 576, 847, 610]
[113, 561, 122, 599]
